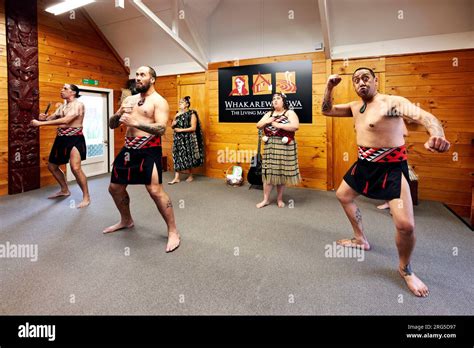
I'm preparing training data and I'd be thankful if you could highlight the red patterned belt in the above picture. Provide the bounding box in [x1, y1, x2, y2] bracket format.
[124, 135, 161, 149]
[57, 127, 83, 136]
[358, 145, 407, 162]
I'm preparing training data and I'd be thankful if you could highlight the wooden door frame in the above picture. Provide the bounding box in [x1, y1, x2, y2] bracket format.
[76, 85, 115, 171]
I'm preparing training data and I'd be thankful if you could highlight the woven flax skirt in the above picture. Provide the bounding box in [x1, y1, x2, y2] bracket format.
[262, 136, 301, 186]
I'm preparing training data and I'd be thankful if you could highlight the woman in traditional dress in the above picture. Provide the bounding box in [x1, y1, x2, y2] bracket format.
[256, 93, 301, 208]
[168, 96, 205, 184]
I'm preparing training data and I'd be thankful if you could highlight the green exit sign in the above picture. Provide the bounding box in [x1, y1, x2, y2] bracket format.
[82, 79, 99, 86]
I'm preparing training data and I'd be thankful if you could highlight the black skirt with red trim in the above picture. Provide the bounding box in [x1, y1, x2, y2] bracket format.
[111, 146, 163, 185]
[48, 135, 87, 165]
[343, 159, 410, 200]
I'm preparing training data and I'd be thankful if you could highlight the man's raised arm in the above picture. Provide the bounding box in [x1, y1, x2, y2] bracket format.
[322, 74, 353, 117]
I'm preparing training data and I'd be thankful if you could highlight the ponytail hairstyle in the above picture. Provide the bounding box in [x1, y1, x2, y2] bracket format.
[69, 84, 81, 98]
[182, 95, 191, 108]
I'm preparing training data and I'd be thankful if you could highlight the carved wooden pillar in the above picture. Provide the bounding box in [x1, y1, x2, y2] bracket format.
[6, 0, 40, 194]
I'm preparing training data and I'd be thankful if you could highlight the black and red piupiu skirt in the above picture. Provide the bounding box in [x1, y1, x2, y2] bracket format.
[111, 135, 163, 185]
[343, 145, 410, 200]
[49, 127, 87, 165]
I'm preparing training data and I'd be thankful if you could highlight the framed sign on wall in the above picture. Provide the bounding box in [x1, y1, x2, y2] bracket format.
[218, 60, 312, 123]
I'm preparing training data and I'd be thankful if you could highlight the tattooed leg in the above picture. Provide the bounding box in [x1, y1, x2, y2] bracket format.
[354, 207, 363, 227]
[400, 263, 413, 276]
[390, 176, 428, 297]
[146, 165, 180, 252]
[103, 184, 134, 233]
[335, 180, 371, 250]
[147, 183, 177, 226]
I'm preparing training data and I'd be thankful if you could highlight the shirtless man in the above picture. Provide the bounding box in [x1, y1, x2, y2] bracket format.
[103, 66, 180, 253]
[31, 84, 90, 208]
[322, 67, 450, 297]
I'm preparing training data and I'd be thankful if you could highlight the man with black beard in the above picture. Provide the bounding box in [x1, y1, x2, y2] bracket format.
[104, 66, 180, 253]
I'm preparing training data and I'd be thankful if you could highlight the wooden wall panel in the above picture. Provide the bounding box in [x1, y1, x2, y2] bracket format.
[35, 0, 129, 189]
[0, 0, 7, 195]
[386, 50, 474, 216]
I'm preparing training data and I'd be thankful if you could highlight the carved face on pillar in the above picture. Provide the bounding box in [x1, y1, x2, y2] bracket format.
[8, 48, 38, 82]
[9, 79, 39, 112]
[10, 124, 39, 168]
[9, 56, 38, 82]
[17, 20, 33, 46]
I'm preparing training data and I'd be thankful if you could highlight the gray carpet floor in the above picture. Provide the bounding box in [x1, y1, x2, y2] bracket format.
[0, 172, 472, 315]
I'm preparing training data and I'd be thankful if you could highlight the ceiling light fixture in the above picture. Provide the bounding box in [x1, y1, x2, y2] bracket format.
[45, 0, 96, 16]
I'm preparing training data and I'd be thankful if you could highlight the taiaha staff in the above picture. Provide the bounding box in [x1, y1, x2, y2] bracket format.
[44, 102, 51, 115]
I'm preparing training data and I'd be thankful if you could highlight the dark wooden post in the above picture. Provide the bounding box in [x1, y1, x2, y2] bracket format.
[5, 0, 40, 194]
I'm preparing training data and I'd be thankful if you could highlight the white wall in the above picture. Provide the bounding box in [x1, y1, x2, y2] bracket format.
[182, 0, 221, 61]
[328, 0, 474, 46]
[209, 0, 323, 62]
[331, 31, 474, 59]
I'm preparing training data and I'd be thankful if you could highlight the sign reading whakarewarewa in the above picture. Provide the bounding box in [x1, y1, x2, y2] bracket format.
[218, 60, 312, 123]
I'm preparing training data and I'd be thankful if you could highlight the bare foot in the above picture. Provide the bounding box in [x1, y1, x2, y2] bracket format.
[168, 180, 180, 185]
[277, 200, 285, 208]
[186, 176, 194, 182]
[377, 202, 390, 210]
[103, 221, 134, 234]
[256, 200, 270, 208]
[48, 191, 70, 199]
[336, 237, 371, 251]
[399, 265, 430, 297]
[166, 231, 180, 253]
[77, 197, 90, 209]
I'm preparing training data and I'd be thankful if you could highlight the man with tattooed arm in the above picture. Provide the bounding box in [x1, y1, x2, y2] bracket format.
[322, 67, 450, 297]
[104, 66, 180, 253]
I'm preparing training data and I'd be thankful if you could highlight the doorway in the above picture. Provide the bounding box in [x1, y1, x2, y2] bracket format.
[66, 86, 114, 181]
